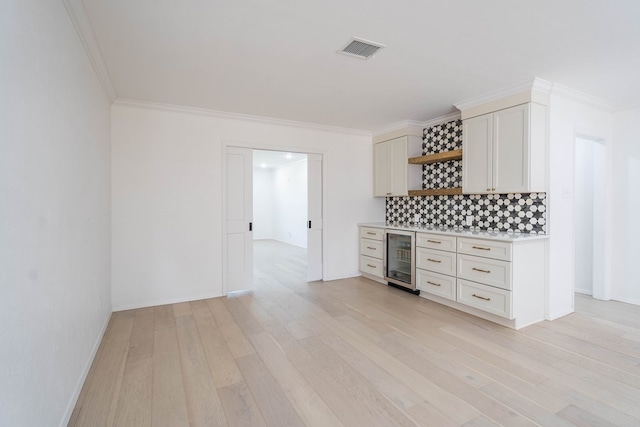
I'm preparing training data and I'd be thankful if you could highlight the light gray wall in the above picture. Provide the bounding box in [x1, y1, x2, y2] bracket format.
[0, 1, 112, 425]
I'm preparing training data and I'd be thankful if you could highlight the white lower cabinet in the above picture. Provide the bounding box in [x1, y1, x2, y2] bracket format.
[359, 226, 385, 282]
[457, 278, 512, 319]
[360, 226, 546, 329]
[416, 232, 545, 329]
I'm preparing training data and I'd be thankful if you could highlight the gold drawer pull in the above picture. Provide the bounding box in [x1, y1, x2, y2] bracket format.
[427, 281, 441, 287]
[472, 294, 491, 301]
[472, 267, 491, 273]
[366, 246, 376, 250]
[367, 232, 377, 235]
[472, 246, 491, 251]
[427, 240, 441, 244]
[366, 264, 376, 268]
[427, 259, 441, 263]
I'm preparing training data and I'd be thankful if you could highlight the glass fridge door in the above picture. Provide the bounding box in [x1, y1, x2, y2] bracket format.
[386, 233, 412, 285]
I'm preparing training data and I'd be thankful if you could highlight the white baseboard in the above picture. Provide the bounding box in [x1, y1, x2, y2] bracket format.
[112, 291, 224, 312]
[321, 272, 361, 282]
[60, 311, 112, 427]
[575, 288, 593, 296]
[610, 295, 640, 306]
[547, 306, 575, 321]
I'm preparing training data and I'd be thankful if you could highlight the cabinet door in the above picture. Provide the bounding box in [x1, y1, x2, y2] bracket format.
[462, 114, 492, 194]
[373, 141, 390, 197]
[388, 136, 408, 196]
[493, 104, 529, 193]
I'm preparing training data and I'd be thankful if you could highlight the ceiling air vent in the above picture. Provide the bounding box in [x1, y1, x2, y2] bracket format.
[338, 37, 385, 60]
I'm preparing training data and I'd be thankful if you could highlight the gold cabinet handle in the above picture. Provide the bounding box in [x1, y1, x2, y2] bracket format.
[427, 281, 441, 287]
[486, 188, 491, 191]
[427, 240, 441, 244]
[427, 259, 441, 263]
[367, 232, 376, 235]
[472, 267, 491, 273]
[367, 264, 376, 268]
[472, 246, 491, 251]
[366, 246, 376, 250]
[472, 294, 491, 301]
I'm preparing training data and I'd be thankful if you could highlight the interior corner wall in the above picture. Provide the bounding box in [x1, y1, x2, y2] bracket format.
[547, 93, 613, 319]
[273, 159, 308, 248]
[253, 167, 275, 240]
[111, 103, 383, 309]
[612, 106, 640, 305]
[0, 2, 112, 426]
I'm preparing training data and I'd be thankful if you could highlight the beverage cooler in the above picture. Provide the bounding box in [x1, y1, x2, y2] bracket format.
[384, 230, 418, 294]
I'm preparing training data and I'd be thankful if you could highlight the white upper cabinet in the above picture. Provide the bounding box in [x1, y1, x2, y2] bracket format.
[373, 135, 422, 197]
[462, 103, 546, 194]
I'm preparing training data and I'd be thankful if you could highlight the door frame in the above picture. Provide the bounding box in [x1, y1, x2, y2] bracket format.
[571, 132, 612, 302]
[221, 140, 328, 295]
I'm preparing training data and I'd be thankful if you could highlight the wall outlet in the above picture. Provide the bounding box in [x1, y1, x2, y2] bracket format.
[466, 215, 474, 226]
[414, 213, 421, 224]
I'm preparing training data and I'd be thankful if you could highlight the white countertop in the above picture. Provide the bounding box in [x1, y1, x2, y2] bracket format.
[359, 222, 548, 242]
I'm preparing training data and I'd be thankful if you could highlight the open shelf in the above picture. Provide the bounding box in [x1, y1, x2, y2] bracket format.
[408, 187, 463, 197]
[408, 149, 462, 165]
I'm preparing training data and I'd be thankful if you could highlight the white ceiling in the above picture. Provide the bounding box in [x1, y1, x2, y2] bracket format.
[253, 150, 307, 169]
[82, 0, 640, 131]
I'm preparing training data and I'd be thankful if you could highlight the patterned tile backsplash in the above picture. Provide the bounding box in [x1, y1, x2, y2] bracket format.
[385, 119, 547, 234]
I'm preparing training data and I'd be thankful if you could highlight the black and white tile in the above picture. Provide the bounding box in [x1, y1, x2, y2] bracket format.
[385, 193, 547, 234]
[422, 119, 462, 189]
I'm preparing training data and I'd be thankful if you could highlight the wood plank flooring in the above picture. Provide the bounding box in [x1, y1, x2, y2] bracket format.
[70, 240, 640, 426]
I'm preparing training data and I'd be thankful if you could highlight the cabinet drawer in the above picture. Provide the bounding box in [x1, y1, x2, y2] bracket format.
[457, 279, 512, 319]
[360, 227, 384, 241]
[416, 233, 456, 252]
[360, 255, 383, 278]
[457, 254, 512, 290]
[457, 237, 512, 261]
[360, 238, 383, 259]
[416, 248, 456, 276]
[416, 269, 456, 301]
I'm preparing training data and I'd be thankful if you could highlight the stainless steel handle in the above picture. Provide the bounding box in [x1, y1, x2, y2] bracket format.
[427, 240, 441, 244]
[427, 259, 441, 263]
[472, 294, 491, 301]
[472, 267, 491, 273]
[427, 281, 441, 287]
[472, 246, 491, 251]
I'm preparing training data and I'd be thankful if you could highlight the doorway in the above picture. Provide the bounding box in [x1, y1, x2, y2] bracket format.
[253, 150, 309, 284]
[223, 145, 323, 294]
[573, 136, 606, 296]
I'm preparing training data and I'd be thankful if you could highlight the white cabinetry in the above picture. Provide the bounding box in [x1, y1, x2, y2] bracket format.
[373, 135, 422, 197]
[462, 103, 546, 194]
[415, 233, 457, 301]
[358, 226, 385, 282]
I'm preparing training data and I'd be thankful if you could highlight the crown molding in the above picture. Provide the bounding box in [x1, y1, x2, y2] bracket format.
[550, 83, 616, 111]
[422, 111, 461, 129]
[113, 99, 372, 137]
[372, 120, 424, 137]
[454, 77, 552, 112]
[62, 0, 116, 102]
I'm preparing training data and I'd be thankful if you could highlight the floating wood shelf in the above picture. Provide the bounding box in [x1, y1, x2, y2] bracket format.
[408, 149, 463, 165]
[408, 187, 463, 197]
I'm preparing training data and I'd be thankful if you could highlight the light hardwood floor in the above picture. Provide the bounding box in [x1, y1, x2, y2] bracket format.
[70, 240, 640, 426]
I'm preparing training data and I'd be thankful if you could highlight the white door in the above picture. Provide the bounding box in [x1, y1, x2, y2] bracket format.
[225, 147, 253, 292]
[493, 104, 529, 193]
[307, 153, 323, 281]
[462, 113, 493, 194]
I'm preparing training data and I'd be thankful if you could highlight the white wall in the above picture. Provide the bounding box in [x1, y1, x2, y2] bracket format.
[0, 1, 112, 426]
[612, 106, 640, 305]
[273, 159, 308, 248]
[111, 102, 383, 310]
[253, 167, 275, 240]
[574, 138, 595, 294]
[547, 91, 613, 318]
